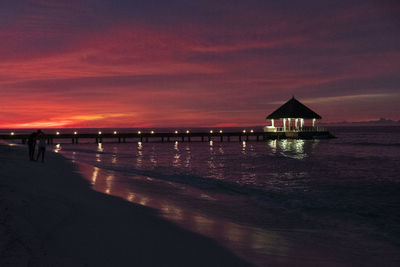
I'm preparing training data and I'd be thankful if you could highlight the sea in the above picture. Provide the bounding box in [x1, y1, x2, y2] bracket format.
[3, 126, 400, 266]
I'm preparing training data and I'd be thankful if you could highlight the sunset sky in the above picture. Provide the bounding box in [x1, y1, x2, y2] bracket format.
[0, 0, 399, 128]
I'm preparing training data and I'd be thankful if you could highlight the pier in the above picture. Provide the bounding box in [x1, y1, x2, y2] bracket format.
[0, 130, 334, 145]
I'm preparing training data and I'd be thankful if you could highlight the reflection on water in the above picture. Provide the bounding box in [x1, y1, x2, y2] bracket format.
[268, 140, 277, 154]
[71, 151, 76, 163]
[150, 146, 157, 167]
[184, 144, 191, 168]
[136, 142, 143, 168]
[91, 167, 99, 185]
[111, 146, 117, 164]
[83, 165, 290, 266]
[105, 174, 114, 194]
[127, 192, 135, 202]
[68, 139, 320, 195]
[97, 143, 103, 152]
[54, 143, 61, 153]
[173, 141, 181, 168]
[241, 141, 247, 155]
[268, 139, 311, 159]
[111, 154, 117, 164]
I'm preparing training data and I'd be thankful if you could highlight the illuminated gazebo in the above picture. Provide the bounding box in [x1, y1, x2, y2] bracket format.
[264, 97, 322, 132]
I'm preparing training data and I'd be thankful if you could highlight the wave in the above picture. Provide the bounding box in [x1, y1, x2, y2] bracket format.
[61, 147, 113, 155]
[89, 161, 289, 200]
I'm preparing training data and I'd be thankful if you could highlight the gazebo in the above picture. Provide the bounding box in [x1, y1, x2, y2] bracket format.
[265, 97, 322, 132]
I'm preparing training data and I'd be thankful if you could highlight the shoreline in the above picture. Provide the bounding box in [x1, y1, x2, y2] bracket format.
[0, 143, 251, 266]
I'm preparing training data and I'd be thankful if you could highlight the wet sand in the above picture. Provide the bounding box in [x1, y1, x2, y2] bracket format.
[0, 144, 251, 266]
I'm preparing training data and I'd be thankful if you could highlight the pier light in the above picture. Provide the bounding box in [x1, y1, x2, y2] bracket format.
[74, 131, 78, 135]
[210, 130, 213, 134]
[113, 131, 117, 135]
[219, 130, 223, 134]
[174, 130, 178, 134]
[56, 131, 60, 135]
[98, 131, 102, 135]
[151, 130, 155, 134]
[138, 131, 141, 134]
[10, 132, 14, 136]
[250, 129, 254, 133]
[242, 130, 246, 133]
[186, 130, 190, 134]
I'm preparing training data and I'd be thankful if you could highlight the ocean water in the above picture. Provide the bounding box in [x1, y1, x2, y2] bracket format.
[8, 127, 400, 265]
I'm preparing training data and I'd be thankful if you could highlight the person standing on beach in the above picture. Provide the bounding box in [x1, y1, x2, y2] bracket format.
[36, 130, 46, 162]
[27, 131, 37, 161]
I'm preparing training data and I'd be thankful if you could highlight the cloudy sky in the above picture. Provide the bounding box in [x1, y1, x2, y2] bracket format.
[0, 0, 399, 128]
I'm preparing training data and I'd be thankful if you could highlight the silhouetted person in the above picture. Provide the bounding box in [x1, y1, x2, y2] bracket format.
[27, 131, 37, 161]
[36, 130, 46, 162]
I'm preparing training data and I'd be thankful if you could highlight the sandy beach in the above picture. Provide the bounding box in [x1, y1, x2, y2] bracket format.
[0, 143, 252, 266]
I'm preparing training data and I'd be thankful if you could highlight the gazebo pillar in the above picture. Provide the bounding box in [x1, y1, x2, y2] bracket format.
[295, 119, 298, 130]
[271, 119, 274, 127]
[283, 118, 286, 131]
[312, 118, 316, 127]
[288, 118, 291, 131]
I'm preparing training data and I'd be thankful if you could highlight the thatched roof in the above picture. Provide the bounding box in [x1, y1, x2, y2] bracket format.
[266, 97, 321, 119]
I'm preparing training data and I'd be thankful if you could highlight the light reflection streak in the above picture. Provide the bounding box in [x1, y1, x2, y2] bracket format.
[174, 141, 179, 151]
[136, 142, 143, 168]
[91, 167, 99, 185]
[193, 215, 215, 235]
[225, 222, 244, 242]
[150, 155, 157, 167]
[268, 140, 277, 153]
[54, 143, 61, 153]
[97, 143, 103, 152]
[138, 196, 149, 205]
[105, 174, 114, 194]
[71, 151, 76, 163]
[173, 153, 181, 167]
[127, 192, 135, 202]
[241, 141, 247, 154]
[96, 153, 101, 162]
[277, 140, 308, 159]
[184, 145, 191, 168]
[173, 141, 181, 167]
[112, 146, 118, 164]
[150, 145, 157, 167]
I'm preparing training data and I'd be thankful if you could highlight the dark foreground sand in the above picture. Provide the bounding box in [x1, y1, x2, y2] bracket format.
[0, 144, 252, 267]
